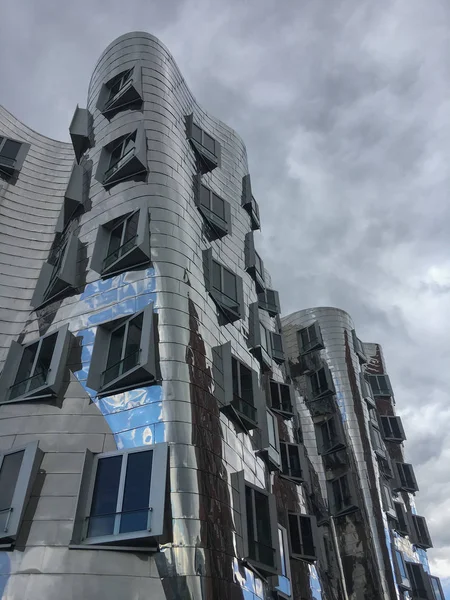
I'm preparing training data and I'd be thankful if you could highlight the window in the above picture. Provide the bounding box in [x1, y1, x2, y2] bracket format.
[268, 380, 294, 418]
[393, 502, 409, 536]
[273, 526, 292, 598]
[406, 562, 434, 599]
[359, 372, 375, 408]
[95, 126, 147, 188]
[0, 442, 43, 543]
[430, 576, 445, 600]
[69, 106, 91, 163]
[258, 288, 281, 317]
[370, 425, 386, 458]
[91, 208, 151, 277]
[351, 330, 367, 363]
[97, 65, 143, 117]
[298, 322, 324, 354]
[288, 513, 318, 561]
[394, 550, 411, 590]
[71, 444, 167, 547]
[0, 325, 72, 404]
[186, 114, 221, 172]
[231, 471, 280, 576]
[395, 462, 419, 493]
[194, 176, 231, 239]
[203, 249, 244, 324]
[328, 474, 358, 516]
[280, 442, 305, 482]
[257, 410, 281, 470]
[411, 515, 433, 549]
[380, 416, 406, 442]
[241, 174, 260, 231]
[367, 374, 392, 397]
[86, 304, 156, 397]
[245, 232, 265, 292]
[56, 164, 85, 233]
[248, 302, 272, 369]
[381, 483, 396, 519]
[212, 342, 260, 431]
[316, 414, 345, 454]
[31, 233, 79, 308]
[0, 136, 29, 180]
[271, 333, 285, 365]
[309, 367, 334, 399]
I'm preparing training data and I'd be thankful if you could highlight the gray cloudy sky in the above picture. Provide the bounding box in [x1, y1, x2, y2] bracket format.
[2, 0, 450, 589]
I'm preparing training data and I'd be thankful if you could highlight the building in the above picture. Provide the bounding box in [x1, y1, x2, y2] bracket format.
[0, 31, 444, 600]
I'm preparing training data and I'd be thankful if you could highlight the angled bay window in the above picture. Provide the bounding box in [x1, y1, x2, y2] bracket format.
[405, 562, 434, 600]
[231, 471, 280, 576]
[194, 175, 231, 239]
[287, 513, 318, 562]
[351, 329, 367, 363]
[328, 473, 358, 516]
[309, 366, 334, 399]
[56, 164, 85, 233]
[297, 322, 323, 355]
[271, 332, 285, 365]
[69, 106, 91, 163]
[257, 409, 281, 471]
[97, 65, 143, 117]
[430, 576, 445, 600]
[212, 342, 260, 431]
[248, 302, 272, 370]
[71, 444, 167, 547]
[411, 515, 433, 549]
[393, 501, 409, 536]
[31, 233, 79, 307]
[394, 550, 411, 590]
[268, 380, 294, 418]
[241, 174, 260, 231]
[95, 126, 147, 188]
[86, 304, 156, 397]
[203, 249, 244, 323]
[91, 208, 150, 277]
[245, 232, 265, 292]
[258, 288, 280, 317]
[380, 416, 406, 443]
[0, 136, 29, 181]
[280, 442, 307, 483]
[0, 325, 72, 404]
[395, 462, 419, 493]
[367, 374, 392, 397]
[0, 442, 43, 544]
[186, 114, 221, 172]
[315, 413, 346, 455]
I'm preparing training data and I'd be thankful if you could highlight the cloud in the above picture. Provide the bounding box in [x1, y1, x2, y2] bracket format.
[1, 0, 450, 582]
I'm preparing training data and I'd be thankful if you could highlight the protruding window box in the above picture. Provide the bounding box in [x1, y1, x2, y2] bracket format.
[245, 232, 265, 293]
[69, 106, 92, 163]
[91, 208, 151, 278]
[268, 380, 294, 418]
[56, 165, 85, 232]
[248, 303, 272, 371]
[204, 249, 244, 324]
[0, 325, 72, 404]
[31, 233, 80, 307]
[212, 342, 260, 431]
[351, 329, 367, 364]
[405, 562, 434, 600]
[194, 175, 231, 239]
[287, 513, 319, 562]
[242, 174, 260, 231]
[280, 442, 307, 483]
[359, 372, 376, 408]
[430, 576, 445, 600]
[297, 322, 324, 355]
[309, 366, 335, 399]
[231, 471, 281, 577]
[393, 501, 409, 536]
[316, 413, 346, 455]
[86, 304, 157, 398]
[71, 444, 168, 548]
[328, 473, 359, 517]
[97, 66, 143, 117]
[0, 137, 29, 181]
[271, 332, 285, 365]
[370, 424, 386, 459]
[380, 416, 406, 443]
[411, 515, 433, 549]
[381, 483, 397, 520]
[186, 114, 221, 172]
[258, 288, 280, 317]
[394, 462, 419, 493]
[256, 409, 281, 471]
[366, 374, 393, 397]
[393, 550, 411, 591]
[95, 126, 147, 189]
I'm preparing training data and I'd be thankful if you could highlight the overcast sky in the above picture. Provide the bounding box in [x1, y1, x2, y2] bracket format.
[2, 0, 449, 591]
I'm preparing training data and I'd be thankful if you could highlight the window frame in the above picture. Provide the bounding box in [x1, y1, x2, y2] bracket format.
[56, 164, 85, 232]
[203, 249, 244, 324]
[90, 207, 151, 278]
[194, 175, 231, 239]
[268, 380, 294, 418]
[411, 515, 433, 549]
[316, 413, 346, 455]
[248, 302, 273, 370]
[185, 114, 221, 172]
[245, 232, 265, 293]
[0, 441, 43, 544]
[367, 374, 393, 397]
[393, 549, 411, 590]
[69, 106, 91, 164]
[395, 462, 419, 493]
[86, 304, 157, 397]
[380, 416, 406, 443]
[359, 372, 376, 408]
[328, 473, 359, 516]
[0, 136, 29, 180]
[297, 322, 324, 355]
[257, 408, 281, 471]
[0, 325, 72, 405]
[393, 501, 409, 536]
[370, 423, 386, 458]
[280, 441, 307, 483]
[258, 288, 281, 317]
[430, 575, 445, 600]
[287, 513, 319, 562]
[272, 525, 292, 599]
[405, 561, 434, 599]
[381, 482, 397, 520]
[97, 64, 143, 117]
[71, 443, 168, 547]
[351, 329, 367, 364]
[309, 366, 334, 399]
[270, 332, 285, 365]
[241, 174, 260, 231]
